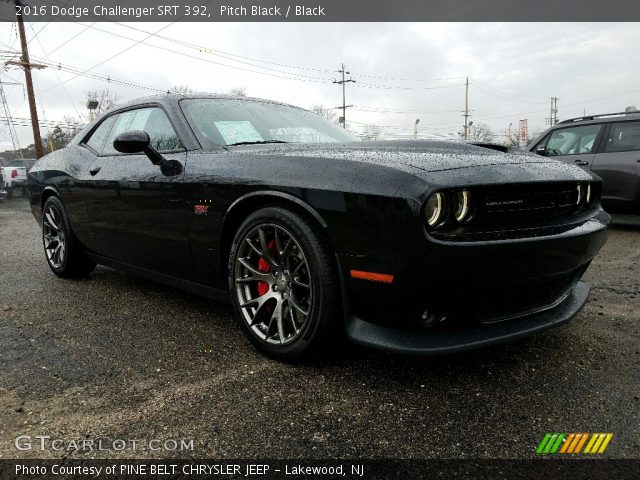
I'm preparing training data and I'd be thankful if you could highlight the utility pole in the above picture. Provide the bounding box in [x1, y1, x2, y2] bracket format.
[546, 96, 559, 126]
[13, 0, 44, 159]
[463, 76, 470, 140]
[333, 63, 355, 129]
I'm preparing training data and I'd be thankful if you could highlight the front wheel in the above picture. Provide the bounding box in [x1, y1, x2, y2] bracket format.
[228, 207, 340, 361]
[42, 196, 96, 278]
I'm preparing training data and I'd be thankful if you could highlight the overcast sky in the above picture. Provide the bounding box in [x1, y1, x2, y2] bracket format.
[0, 22, 639, 149]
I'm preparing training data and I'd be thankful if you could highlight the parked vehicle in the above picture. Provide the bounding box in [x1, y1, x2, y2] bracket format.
[0, 173, 7, 201]
[27, 94, 609, 360]
[529, 109, 640, 213]
[1, 159, 30, 198]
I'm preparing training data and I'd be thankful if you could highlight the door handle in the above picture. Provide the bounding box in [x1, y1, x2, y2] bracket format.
[89, 166, 101, 175]
[574, 159, 589, 166]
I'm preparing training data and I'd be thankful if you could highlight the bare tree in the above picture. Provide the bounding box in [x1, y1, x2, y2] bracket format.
[468, 123, 494, 142]
[85, 89, 121, 120]
[170, 84, 196, 94]
[63, 115, 84, 135]
[310, 104, 337, 124]
[229, 86, 247, 97]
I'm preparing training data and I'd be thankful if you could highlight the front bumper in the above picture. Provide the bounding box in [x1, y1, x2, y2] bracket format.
[8, 179, 27, 188]
[345, 281, 589, 354]
[338, 209, 609, 354]
[0, 189, 6, 201]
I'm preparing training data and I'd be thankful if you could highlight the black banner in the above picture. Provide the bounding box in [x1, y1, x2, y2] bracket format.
[1, 0, 640, 22]
[1, 459, 639, 480]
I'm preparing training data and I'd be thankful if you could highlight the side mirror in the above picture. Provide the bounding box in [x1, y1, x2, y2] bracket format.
[113, 130, 150, 154]
[112, 130, 183, 176]
[535, 144, 547, 156]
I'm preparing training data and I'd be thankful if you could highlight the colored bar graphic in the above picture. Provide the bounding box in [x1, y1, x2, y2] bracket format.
[597, 434, 613, 453]
[536, 434, 553, 454]
[559, 433, 575, 453]
[566, 433, 584, 453]
[584, 433, 599, 453]
[537, 433, 565, 454]
[536, 433, 613, 454]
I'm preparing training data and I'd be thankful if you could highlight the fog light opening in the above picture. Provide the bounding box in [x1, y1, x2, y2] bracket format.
[420, 310, 448, 328]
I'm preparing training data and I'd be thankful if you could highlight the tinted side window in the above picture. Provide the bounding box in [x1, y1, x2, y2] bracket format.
[85, 116, 116, 154]
[103, 107, 182, 155]
[545, 124, 603, 156]
[604, 121, 640, 153]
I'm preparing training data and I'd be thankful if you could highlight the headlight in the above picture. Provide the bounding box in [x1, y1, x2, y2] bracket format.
[454, 190, 471, 223]
[586, 183, 592, 205]
[425, 192, 445, 227]
[576, 184, 585, 207]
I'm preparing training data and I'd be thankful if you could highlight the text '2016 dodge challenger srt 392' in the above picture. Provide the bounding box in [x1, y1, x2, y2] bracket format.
[27, 94, 610, 361]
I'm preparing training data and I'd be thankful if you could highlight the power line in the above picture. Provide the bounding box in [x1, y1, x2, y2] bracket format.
[470, 77, 548, 104]
[28, 24, 84, 121]
[74, 22, 466, 91]
[40, 22, 177, 94]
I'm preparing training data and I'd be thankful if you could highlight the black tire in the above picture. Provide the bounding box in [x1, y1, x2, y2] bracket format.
[5, 187, 13, 198]
[42, 196, 96, 278]
[228, 206, 340, 361]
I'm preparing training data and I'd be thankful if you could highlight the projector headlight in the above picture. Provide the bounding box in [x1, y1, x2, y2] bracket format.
[425, 192, 446, 227]
[454, 190, 472, 223]
[576, 183, 585, 207]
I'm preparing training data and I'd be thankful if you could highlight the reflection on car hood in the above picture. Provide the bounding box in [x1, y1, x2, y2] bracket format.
[227, 139, 553, 173]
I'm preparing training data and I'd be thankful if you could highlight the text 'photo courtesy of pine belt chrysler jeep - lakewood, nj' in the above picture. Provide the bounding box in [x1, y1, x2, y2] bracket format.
[26, 94, 610, 361]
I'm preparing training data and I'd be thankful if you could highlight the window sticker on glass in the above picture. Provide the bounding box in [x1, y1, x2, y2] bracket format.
[214, 121, 263, 145]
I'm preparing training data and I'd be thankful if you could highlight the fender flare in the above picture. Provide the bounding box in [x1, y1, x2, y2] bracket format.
[222, 190, 329, 229]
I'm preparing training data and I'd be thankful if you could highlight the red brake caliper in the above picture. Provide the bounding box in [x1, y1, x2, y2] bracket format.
[257, 240, 276, 296]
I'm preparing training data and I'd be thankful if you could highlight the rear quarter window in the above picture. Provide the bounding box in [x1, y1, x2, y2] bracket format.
[604, 121, 640, 153]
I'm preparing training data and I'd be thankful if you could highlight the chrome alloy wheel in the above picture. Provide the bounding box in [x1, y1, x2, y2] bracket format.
[43, 203, 66, 269]
[234, 224, 313, 346]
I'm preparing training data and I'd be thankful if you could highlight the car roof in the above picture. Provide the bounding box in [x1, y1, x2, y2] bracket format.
[555, 110, 640, 127]
[112, 93, 308, 113]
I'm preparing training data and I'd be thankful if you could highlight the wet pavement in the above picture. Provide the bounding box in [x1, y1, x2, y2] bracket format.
[0, 197, 638, 459]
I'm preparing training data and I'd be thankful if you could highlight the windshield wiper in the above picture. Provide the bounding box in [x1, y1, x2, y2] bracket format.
[227, 140, 288, 146]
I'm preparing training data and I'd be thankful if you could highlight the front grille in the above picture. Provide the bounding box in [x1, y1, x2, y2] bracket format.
[474, 182, 580, 225]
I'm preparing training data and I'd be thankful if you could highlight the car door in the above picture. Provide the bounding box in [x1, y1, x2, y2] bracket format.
[83, 106, 194, 279]
[591, 120, 640, 212]
[535, 123, 605, 171]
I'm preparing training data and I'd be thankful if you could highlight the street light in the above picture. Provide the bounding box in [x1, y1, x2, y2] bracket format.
[414, 118, 420, 140]
[86, 100, 99, 121]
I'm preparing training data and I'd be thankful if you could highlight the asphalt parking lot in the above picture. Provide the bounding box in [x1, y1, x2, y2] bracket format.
[0, 196, 638, 459]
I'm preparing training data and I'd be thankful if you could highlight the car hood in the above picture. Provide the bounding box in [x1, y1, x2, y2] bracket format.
[226, 139, 553, 174]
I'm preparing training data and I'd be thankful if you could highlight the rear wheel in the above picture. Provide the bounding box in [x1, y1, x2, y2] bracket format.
[42, 196, 96, 278]
[5, 187, 13, 198]
[228, 207, 340, 361]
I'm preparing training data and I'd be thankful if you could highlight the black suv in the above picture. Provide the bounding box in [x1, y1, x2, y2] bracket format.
[529, 109, 640, 213]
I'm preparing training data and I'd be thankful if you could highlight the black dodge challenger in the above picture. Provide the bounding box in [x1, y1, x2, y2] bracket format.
[28, 94, 610, 360]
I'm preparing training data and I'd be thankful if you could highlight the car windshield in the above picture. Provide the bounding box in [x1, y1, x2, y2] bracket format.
[181, 98, 357, 147]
